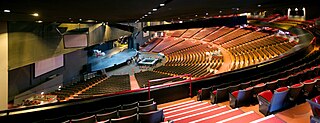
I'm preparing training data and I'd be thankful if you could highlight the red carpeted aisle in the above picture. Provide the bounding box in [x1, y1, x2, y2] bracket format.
[161, 100, 286, 123]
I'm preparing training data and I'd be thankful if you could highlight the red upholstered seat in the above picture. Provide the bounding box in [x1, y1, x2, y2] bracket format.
[291, 83, 304, 88]
[313, 96, 320, 104]
[232, 91, 239, 97]
[275, 87, 288, 92]
[213, 90, 217, 95]
[304, 79, 315, 84]
[255, 83, 265, 87]
[311, 96, 320, 116]
[259, 90, 273, 102]
[245, 87, 253, 90]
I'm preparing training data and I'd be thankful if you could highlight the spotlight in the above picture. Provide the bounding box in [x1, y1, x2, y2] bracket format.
[160, 3, 165, 7]
[32, 13, 39, 17]
[4, 10, 10, 13]
[153, 9, 157, 11]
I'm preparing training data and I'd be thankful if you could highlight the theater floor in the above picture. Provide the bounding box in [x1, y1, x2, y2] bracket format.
[158, 97, 312, 123]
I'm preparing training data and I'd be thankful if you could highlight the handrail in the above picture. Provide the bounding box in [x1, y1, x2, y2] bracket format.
[148, 74, 192, 99]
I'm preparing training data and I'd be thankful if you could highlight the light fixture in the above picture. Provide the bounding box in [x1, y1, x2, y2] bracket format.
[178, 17, 180, 19]
[160, 3, 165, 6]
[153, 9, 157, 11]
[79, 18, 82, 21]
[206, 13, 209, 16]
[295, 8, 298, 11]
[195, 14, 198, 17]
[258, 5, 261, 7]
[32, 13, 39, 17]
[3, 10, 10, 13]
[41, 92, 44, 95]
[36, 20, 43, 23]
[58, 86, 62, 88]
[236, 8, 239, 11]
[148, 12, 152, 14]
[219, 11, 222, 13]
[144, 14, 148, 17]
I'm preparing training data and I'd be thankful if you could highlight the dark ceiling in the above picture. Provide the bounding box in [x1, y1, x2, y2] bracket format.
[0, 0, 316, 23]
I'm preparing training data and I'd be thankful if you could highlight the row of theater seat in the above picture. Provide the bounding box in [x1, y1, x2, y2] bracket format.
[35, 99, 165, 123]
[197, 49, 320, 104]
[230, 36, 297, 70]
[50, 75, 106, 100]
[134, 71, 185, 88]
[76, 75, 131, 98]
[155, 44, 223, 77]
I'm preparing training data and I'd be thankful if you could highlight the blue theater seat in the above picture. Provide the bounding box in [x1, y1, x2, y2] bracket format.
[306, 95, 320, 123]
[139, 109, 164, 123]
[229, 87, 253, 108]
[257, 87, 289, 115]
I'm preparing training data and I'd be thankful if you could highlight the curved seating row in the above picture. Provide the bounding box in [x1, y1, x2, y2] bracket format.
[134, 71, 185, 88]
[76, 75, 131, 98]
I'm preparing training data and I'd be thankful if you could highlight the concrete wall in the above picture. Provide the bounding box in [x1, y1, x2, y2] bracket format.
[0, 22, 8, 110]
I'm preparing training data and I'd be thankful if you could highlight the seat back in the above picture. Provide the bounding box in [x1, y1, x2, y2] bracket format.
[119, 107, 138, 117]
[139, 109, 164, 123]
[138, 103, 157, 113]
[122, 102, 138, 110]
[70, 115, 96, 123]
[237, 88, 253, 103]
[303, 80, 316, 94]
[288, 83, 304, 101]
[253, 83, 266, 97]
[110, 114, 138, 123]
[266, 81, 278, 91]
[307, 96, 320, 118]
[216, 87, 229, 102]
[240, 82, 251, 90]
[199, 86, 212, 100]
[277, 78, 287, 87]
[105, 105, 121, 113]
[96, 110, 118, 122]
[269, 87, 289, 112]
[228, 84, 240, 93]
[138, 99, 154, 106]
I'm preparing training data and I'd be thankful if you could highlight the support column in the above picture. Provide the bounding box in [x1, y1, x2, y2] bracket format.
[0, 21, 8, 110]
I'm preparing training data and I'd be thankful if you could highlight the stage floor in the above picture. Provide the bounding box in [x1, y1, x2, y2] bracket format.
[88, 47, 137, 72]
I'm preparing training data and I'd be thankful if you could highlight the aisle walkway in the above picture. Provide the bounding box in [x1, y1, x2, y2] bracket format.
[129, 75, 140, 90]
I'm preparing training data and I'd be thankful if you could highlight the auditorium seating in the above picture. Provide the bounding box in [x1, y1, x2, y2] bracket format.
[307, 95, 320, 123]
[168, 29, 187, 37]
[192, 27, 219, 40]
[229, 87, 253, 108]
[34, 99, 163, 123]
[134, 71, 185, 88]
[77, 75, 131, 98]
[213, 28, 252, 44]
[49, 75, 107, 100]
[181, 28, 202, 38]
[203, 26, 235, 42]
[141, 38, 163, 52]
[151, 37, 184, 53]
[162, 39, 201, 55]
[257, 87, 289, 115]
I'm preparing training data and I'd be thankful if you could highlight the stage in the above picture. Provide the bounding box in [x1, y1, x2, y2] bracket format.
[88, 47, 137, 72]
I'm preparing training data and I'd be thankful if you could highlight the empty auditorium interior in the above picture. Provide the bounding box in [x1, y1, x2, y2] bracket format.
[0, 0, 320, 123]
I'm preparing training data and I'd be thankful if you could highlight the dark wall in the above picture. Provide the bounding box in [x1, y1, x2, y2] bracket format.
[8, 49, 88, 102]
[8, 65, 31, 102]
[63, 49, 88, 84]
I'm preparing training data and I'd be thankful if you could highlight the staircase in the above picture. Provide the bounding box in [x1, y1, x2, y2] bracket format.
[159, 100, 285, 123]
